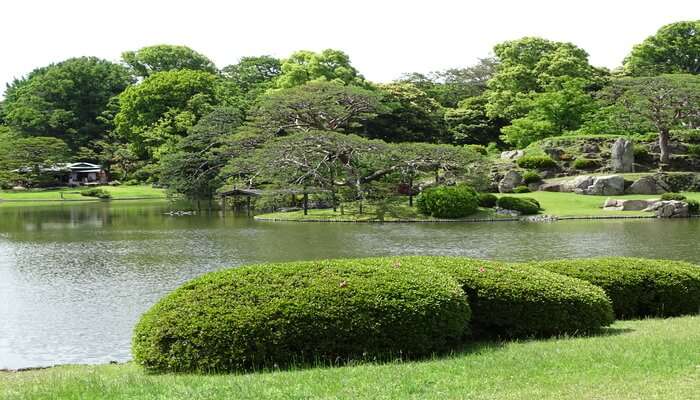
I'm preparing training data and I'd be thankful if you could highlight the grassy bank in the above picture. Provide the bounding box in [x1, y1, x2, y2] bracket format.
[255, 191, 700, 221]
[2, 316, 699, 399]
[0, 185, 166, 203]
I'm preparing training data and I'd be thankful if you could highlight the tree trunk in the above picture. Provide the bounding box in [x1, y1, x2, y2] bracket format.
[408, 178, 413, 207]
[659, 129, 671, 168]
[303, 192, 308, 216]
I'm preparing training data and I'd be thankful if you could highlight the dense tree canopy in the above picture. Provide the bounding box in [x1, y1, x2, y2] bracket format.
[444, 95, 506, 145]
[122, 45, 217, 78]
[2, 57, 133, 150]
[252, 81, 382, 134]
[275, 49, 366, 88]
[623, 21, 700, 76]
[114, 69, 227, 160]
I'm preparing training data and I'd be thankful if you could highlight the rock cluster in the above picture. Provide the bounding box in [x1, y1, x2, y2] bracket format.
[643, 200, 689, 218]
[603, 198, 657, 211]
[498, 170, 523, 193]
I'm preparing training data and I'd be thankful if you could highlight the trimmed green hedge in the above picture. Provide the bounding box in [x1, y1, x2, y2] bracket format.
[517, 155, 557, 170]
[530, 258, 700, 319]
[478, 193, 498, 208]
[522, 171, 542, 184]
[416, 185, 479, 218]
[497, 196, 540, 214]
[373, 257, 614, 338]
[132, 259, 470, 372]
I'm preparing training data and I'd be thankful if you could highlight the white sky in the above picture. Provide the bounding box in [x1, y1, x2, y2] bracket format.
[1, 0, 699, 95]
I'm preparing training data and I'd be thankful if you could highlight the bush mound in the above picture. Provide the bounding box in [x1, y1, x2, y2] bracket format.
[80, 188, 111, 199]
[660, 192, 686, 201]
[516, 155, 557, 170]
[497, 196, 540, 214]
[573, 158, 599, 170]
[530, 257, 700, 318]
[478, 193, 498, 208]
[386, 257, 614, 338]
[416, 185, 479, 218]
[687, 199, 699, 214]
[132, 259, 470, 372]
[522, 171, 541, 184]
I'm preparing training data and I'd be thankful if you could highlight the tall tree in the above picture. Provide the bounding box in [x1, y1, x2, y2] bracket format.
[122, 44, 217, 78]
[623, 21, 700, 76]
[114, 69, 229, 160]
[601, 74, 700, 166]
[486, 37, 602, 121]
[2, 57, 133, 150]
[252, 81, 382, 134]
[221, 56, 282, 93]
[365, 82, 447, 143]
[0, 136, 71, 187]
[275, 49, 366, 88]
[444, 95, 506, 145]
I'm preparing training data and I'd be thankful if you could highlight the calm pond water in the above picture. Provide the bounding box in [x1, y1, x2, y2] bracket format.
[1, 200, 699, 369]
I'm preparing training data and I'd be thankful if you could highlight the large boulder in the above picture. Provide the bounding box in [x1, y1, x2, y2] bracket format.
[539, 182, 563, 192]
[627, 176, 664, 195]
[643, 200, 689, 218]
[603, 199, 657, 211]
[498, 170, 523, 193]
[561, 175, 594, 192]
[500, 150, 524, 161]
[610, 138, 634, 173]
[583, 175, 625, 196]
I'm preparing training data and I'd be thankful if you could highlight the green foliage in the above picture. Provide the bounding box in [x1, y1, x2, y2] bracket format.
[531, 258, 700, 319]
[573, 158, 599, 170]
[403, 257, 614, 338]
[686, 144, 700, 157]
[365, 82, 446, 143]
[122, 45, 217, 78]
[513, 185, 530, 193]
[416, 185, 479, 218]
[2, 57, 133, 150]
[465, 144, 487, 155]
[114, 70, 227, 160]
[633, 145, 650, 159]
[660, 192, 686, 201]
[0, 136, 71, 187]
[496, 196, 540, 214]
[253, 81, 382, 134]
[671, 129, 700, 143]
[275, 49, 366, 88]
[623, 20, 700, 76]
[221, 56, 281, 101]
[80, 188, 111, 199]
[687, 199, 700, 214]
[445, 95, 506, 146]
[477, 193, 498, 208]
[663, 172, 700, 192]
[522, 170, 541, 184]
[132, 258, 470, 372]
[516, 155, 557, 169]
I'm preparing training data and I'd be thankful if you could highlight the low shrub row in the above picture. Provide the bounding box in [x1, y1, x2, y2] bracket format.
[133, 256, 700, 374]
[497, 196, 540, 214]
[80, 188, 111, 199]
[529, 257, 700, 319]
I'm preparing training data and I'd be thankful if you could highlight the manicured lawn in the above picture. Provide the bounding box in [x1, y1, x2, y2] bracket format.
[255, 202, 506, 222]
[0, 185, 166, 202]
[2, 316, 699, 399]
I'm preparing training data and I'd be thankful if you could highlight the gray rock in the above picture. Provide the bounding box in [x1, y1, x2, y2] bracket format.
[643, 200, 689, 218]
[498, 170, 523, 193]
[545, 148, 564, 161]
[581, 143, 600, 153]
[500, 150, 524, 161]
[584, 175, 625, 196]
[603, 199, 657, 211]
[627, 176, 663, 194]
[539, 182, 562, 192]
[561, 175, 594, 192]
[611, 138, 635, 173]
[495, 207, 521, 217]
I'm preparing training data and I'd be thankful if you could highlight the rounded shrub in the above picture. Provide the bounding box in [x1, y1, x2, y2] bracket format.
[416, 185, 479, 218]
[687, 199, 699, 214]
[513, 185, 531, 193]
[530, 257, 700, 319]
[384, 257, 614, 338]
[132, 259, 470, 372]
[478, 193, 498, 208]
[572, 158, 599, 170]
[660, 192, 686, 201]
[80, 188, 111, 199]
[497, 196, 540, 214]
[522, 170, 542, 184]
[516, 155, 557, 170]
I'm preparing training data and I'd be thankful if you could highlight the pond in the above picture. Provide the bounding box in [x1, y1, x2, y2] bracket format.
[1, 200, 699, 369]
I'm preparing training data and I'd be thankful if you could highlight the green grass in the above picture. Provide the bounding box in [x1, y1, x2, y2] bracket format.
[2, 316, 699, 399]
[255, 201, 505, 222]
[0, 185, 166, 202]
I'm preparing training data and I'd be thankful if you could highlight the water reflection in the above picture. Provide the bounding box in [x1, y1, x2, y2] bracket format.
[1, 201, 699, 369]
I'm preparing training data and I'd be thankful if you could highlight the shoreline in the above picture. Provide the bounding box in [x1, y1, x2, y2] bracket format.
[253, 214, 674, 223]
